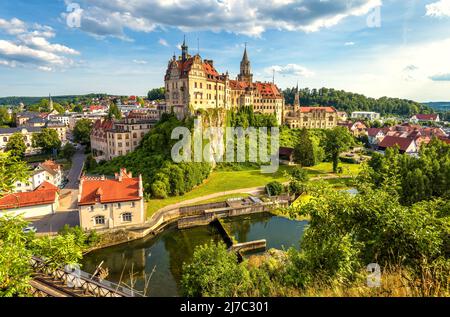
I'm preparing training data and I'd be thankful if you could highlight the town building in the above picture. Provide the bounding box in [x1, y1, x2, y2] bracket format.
[378, 136, 418, 154]
[367, 128, 386, 146]
[337, 111, 348, 122]
[0, 181, 60, 218]
[339, 121, 368, 137]
[351, 111, 381, 121]
[78, 168, 145, 231]
[0, 126, 42, 154]
[13, 160, 63, 192]
[410, 114, 440, 123]
[283, 86, 338, 129]
[90, 114, 157, 161]
[164, 39, 284, 124]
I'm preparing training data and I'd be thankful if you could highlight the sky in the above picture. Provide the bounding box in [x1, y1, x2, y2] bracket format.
[0, 0, 450, 102]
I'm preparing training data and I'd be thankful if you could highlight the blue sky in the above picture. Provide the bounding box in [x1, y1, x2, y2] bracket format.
[1, 0, 450, 102]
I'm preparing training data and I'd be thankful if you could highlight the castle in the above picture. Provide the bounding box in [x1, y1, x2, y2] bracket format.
[164, 39, 284, 124]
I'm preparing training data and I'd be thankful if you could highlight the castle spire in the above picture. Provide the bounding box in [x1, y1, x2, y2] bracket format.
[181, 35, 188, 61]
[238, 43, 253, 83]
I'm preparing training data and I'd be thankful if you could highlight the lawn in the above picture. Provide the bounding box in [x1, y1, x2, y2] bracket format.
[146, 162, 362, 217]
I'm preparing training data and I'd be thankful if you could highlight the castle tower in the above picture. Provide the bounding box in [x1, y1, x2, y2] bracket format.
[181, 35, 189, 61]
[238, 44, 253, 83]
[294, 82, 300, 113]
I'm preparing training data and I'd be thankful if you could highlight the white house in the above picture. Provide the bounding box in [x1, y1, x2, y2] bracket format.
[351, 111, 381, 121]
[13, 160, 63, 192]
[0, 182, 59, 218]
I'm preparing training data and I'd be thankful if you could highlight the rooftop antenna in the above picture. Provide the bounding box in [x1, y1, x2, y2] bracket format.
[197, 37, 200, 55]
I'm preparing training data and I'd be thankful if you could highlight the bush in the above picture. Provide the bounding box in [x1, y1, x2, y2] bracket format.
[266, 181, 284, 196]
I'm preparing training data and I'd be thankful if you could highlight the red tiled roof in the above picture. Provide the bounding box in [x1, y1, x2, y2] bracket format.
[0, 189, 57, 210]
[368, 128, 383, 137]
[79, 175, 141, 206]
[378, 136, 415, 152]
[229, 80, 250, 90]
[438, 136, 450, 144]
[202, 62, 219, 77]
[300, 107, 337, 113]
[254, 82, 282, 99]
[414, 114, 438, 121]
[36, 181, 59, 191]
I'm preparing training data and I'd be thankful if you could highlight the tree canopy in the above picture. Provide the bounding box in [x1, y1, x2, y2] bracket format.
[283, 87, 433, 116]
[5, 133, 26, 158]
[32, 128, 61, 154]
[73, 119, 93, 145]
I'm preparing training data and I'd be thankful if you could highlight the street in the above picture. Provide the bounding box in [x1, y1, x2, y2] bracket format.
[31, 146, 86, 234]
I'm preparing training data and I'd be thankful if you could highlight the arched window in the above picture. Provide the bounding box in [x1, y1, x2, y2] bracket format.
[122, 213, 132, 222]
[94, 215, 105, 225]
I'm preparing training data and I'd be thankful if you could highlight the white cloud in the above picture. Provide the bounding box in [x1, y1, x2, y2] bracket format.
[344, 42, 355, 46]
[0, 18, 27, 35]
[0, 18, 79, 71]
[158, 38, 169, 47]
[38, 66, 53, 72]
[67, 0, 382, 39]
[266, 64, 314, 77]
[133, 59, 148, 64]
[426, 0, 450, 17]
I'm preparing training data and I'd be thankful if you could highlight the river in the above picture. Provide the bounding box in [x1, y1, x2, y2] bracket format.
[81, 213, 308, 297]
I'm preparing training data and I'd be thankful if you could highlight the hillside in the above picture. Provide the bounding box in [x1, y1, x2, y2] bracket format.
[283, 87, 434, 117]
[0, 94, 113, 106]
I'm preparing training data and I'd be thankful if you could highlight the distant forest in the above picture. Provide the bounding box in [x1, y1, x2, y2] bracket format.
[283, 87, 435, 117]
[0, 94, 112, 106]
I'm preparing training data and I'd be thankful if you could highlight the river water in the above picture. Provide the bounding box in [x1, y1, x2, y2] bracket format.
[81, 213, 308, 297]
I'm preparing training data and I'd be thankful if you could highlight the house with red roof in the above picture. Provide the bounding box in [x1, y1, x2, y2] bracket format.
[367, 128, 386, 145]
[77, 168, 144, 231]
[410, 114, 440, 123]
[0, 181, 59, 218]
[378, 136, 418, 154]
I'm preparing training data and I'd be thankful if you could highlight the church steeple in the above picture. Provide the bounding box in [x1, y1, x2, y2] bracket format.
[294, 82, 300, 112]
[238, 43, 253, 83]
[181, 35, 189, 61]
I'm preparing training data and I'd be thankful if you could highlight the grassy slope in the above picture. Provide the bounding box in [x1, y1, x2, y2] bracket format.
[146, 162, 361, 217]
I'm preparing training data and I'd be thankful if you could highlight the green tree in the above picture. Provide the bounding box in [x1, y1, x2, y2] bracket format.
[52, 102, 65, 114]
[0, 107, 11, 126]
[73, 119, 93, 145]
[0, 215, 33, 296]
[147, 87, 165, 101]
[5, 133, 26, 158]
[181, 241, 250, 297]
[73, 104, 83, 113]
[294, 128, 316, 166]
[0, 152, 30, 195]
[325, 127, 354, 173]
[60, 142, 76, 161]
[108, 102, 122, 120]
[32, 128, 61, 154]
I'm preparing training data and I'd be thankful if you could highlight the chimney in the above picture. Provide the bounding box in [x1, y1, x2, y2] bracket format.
[138, 174, 143, 198]
[78, 178, 84, 203]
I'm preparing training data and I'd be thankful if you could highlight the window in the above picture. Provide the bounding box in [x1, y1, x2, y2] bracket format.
[117, 203, 121, 209]
[103, 204, 108, 210]
[88, 206, 94, 212]
[131, 202, 135, 208]
[122, 213, 132, 222]
[94, 216, 105, 225]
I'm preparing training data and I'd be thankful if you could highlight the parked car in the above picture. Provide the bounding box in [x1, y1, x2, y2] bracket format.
[23, 226, 37, 233]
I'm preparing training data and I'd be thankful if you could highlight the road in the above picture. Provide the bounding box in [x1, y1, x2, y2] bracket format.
[31, 146, 86, 234]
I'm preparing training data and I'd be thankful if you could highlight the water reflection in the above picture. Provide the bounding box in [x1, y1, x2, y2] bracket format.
[81, 213, 306, 297]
